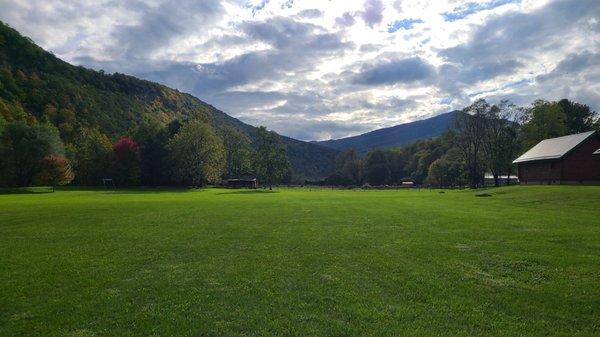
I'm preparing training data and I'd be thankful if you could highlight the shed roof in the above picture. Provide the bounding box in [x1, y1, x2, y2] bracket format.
[594, 148, 600, 155]
[513, 131, 596, 164]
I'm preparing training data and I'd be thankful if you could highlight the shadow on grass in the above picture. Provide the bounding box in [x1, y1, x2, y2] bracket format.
[101, 187, 200, 195]
[49, 186, 201, 195]
[216, 189, 279, 195]
[0, 187, 54, 194]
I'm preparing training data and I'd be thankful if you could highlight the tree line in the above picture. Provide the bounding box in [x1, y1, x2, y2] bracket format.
[1, 97, 596, 189]
[323, 98, 599, 188]
[0, 116, 290, 188]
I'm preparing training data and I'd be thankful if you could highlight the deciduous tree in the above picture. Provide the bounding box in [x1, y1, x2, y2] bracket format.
[112, 136, 141, 186]
[557, 99, 598, 134]
[34, 155, 74, 191]
[255, 126, 289, 190]
[453, 100, 486, 188]
[426, 149, 464, 188]
[132, 119, 170, 186]
[0, 121, 64, 186]
[219, 126, 253, 179]
[365, 150, 390, 186]
[521, 100, 567, 149]
[71, 128, 112, 185]
[335, 150, 364, 185]
[167, 120, 225, 186]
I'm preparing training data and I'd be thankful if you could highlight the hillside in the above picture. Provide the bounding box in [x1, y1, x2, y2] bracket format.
[0, 22, 337, 179]
[316, 111, 458, 154]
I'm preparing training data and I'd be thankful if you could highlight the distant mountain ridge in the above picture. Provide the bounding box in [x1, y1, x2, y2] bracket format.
[316, 111, 459, 154]
[0, 21, 337, 179]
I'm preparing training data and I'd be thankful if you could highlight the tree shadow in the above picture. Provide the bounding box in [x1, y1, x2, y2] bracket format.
[51, 186, 203, 194]
[0, 187, 54, 194]
[216, 189, 279, 195]
[102, 187, 201, 194]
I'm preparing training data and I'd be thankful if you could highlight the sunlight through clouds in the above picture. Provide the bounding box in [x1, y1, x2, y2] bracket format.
[0, 0, 597, 140]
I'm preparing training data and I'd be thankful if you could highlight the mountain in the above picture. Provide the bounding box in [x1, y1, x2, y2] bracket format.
[316, 111, 459, 154]
[0, 22, 337, 179]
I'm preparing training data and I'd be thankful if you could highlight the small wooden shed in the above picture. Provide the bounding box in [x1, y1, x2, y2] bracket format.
[226, 172, 258, 188]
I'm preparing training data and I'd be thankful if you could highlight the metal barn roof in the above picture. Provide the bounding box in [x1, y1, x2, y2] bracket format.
[513, 131, 596, 163]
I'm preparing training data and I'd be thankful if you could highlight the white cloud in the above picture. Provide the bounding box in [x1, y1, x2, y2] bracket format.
[0, 0, 598, 140]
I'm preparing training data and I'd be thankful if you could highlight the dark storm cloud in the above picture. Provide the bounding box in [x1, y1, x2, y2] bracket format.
[352, 57, 436, 86]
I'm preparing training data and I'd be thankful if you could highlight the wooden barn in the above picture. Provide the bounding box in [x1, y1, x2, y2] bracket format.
[226, 172, 258, 188]
[513, 131, 600, 184]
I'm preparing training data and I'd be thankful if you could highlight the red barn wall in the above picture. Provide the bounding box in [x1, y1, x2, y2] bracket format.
[518, 161, 561, 184]
[560, 136, 600, 183]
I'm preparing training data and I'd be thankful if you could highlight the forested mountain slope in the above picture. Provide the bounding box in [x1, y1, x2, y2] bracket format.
[0, 22, 337, 179]
[316, 111, 458, 154]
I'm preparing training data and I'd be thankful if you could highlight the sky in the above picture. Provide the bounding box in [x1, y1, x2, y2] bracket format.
[0, 0, 598, 141]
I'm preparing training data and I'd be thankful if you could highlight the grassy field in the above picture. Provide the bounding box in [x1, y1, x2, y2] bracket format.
[1, 186, 599, 336]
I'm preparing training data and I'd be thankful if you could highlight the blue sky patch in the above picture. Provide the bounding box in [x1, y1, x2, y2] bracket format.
[388, 19, 424, 33]
[442, 0, 519, 22]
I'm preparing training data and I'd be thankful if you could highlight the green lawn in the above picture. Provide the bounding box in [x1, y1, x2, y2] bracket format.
[1, 186, 599, 336]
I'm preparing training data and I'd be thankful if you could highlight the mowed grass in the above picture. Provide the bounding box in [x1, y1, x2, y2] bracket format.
[0, 186, 599, 337]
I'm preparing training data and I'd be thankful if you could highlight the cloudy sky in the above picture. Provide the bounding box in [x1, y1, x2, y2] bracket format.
[1, 0, 598, 140]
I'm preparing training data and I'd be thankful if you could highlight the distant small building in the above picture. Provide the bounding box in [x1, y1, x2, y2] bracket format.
[484, 174, 519, 186]
[513, 131, 600, 185]
[226, 172, 258, 188]
[400, 181, 415, 188]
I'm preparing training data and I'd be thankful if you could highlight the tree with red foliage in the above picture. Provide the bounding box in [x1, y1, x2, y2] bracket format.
[34, 155, 74, 191]
[112, 136, 141, 186]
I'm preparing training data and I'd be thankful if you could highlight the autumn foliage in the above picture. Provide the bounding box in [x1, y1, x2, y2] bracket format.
[34, 155, 74, 189]
[112, 137, 141, 185]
